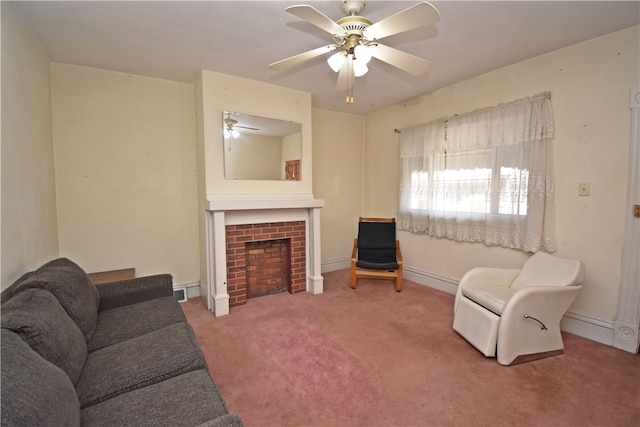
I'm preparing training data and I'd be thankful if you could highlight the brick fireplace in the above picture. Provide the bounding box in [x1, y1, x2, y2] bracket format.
[205, 197, 324, 316]
[226, 221, 306, 307]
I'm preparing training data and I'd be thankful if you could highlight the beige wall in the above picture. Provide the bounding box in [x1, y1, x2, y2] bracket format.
[1, 4, 59, 290]
[197, 70, 313, 197]
[312, 108, 365, 267]
[51, 63, 200, 284]
[364, 26, 640, 322]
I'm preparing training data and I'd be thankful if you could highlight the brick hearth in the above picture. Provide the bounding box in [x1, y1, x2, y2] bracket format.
[225, 221, 306, 307]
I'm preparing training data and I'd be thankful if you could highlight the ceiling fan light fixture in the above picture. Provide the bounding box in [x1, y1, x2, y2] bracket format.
[327, 51, 346, 72]
[353, 44, 372, 64]
[272, 1, 441, 105]
[353, 58, 368, 77]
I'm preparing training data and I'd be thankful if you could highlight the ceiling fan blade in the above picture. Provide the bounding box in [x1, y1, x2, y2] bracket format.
[269, 44, 337, 70]
[236, 126, 260, 131]
[365, 2, 440, 41]
[369, 43, 432, 76]
[285, 5, 344, 36]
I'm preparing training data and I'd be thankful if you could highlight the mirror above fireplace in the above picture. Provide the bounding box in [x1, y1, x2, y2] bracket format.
[223, 111, 302, 181]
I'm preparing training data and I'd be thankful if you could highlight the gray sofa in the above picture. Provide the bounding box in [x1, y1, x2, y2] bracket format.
[1, 258, 242, 427]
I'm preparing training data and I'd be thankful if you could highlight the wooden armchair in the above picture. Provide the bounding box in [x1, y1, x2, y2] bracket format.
[350, 217, 403, 292]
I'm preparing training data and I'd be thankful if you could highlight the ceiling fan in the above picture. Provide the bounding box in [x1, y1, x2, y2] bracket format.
[269, 0, 440, 104]
[223, 113, 259, 139]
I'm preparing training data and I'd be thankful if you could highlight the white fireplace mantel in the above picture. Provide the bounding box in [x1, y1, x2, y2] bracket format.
[204, 195, 324, 316]
[208, 196, 324, 212]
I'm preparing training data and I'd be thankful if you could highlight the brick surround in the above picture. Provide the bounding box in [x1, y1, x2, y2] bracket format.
[225, 221, 306, 307]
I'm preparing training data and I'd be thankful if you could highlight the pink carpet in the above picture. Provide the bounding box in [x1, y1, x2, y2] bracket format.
[183, 269, 640, 427]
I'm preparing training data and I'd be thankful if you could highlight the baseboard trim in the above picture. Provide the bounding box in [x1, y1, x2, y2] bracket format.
[403, 266, 459, 295]
[561, 311, 614, 346]
[321, 257, 351, 273]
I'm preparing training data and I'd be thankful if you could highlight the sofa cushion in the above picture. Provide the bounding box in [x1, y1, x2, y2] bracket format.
[88, 296, 186, 351]
[1, 288, 87, 384]
[1, 329, 81, 427]
[12, 258, 100, 341]
[80, 370, 232, 427]
[76, 322, 207, 408]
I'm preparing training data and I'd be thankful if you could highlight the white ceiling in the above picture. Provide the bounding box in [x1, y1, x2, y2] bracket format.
[11, 1, 640, 115]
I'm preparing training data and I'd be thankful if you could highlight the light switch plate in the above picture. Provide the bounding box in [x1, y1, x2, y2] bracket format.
[578, 182, 590, 196]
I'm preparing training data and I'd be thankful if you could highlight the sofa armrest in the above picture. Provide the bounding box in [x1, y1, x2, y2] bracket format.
[97, 274, 173, 311]
[196, 414, 244, 427]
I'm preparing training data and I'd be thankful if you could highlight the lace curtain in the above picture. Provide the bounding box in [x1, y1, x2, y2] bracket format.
[397, 93, 557, 252]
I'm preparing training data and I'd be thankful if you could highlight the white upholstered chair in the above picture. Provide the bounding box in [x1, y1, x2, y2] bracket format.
[453, 252, 584, 365]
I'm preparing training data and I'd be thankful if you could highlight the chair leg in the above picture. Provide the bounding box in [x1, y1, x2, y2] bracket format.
[350, 270, 357, 289]
[395, 277, 402, 292]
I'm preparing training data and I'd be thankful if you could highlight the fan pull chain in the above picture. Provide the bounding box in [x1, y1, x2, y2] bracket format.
[346, 56, 355, 104]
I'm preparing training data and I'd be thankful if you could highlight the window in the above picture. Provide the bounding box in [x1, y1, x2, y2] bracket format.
[410, 150, 529, 215]
[398, 93, 556, 253]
